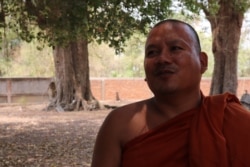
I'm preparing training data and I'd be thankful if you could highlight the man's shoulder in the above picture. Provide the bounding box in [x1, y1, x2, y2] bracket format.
[204, 92, 240, 103]
[203, 92, 242, 111]
[109, 99, 150, 116]
[102, 99, 150, 128]
[200, 92, 250, 122]
[101, 99, 152, 146]
[205, 92, 250, 120]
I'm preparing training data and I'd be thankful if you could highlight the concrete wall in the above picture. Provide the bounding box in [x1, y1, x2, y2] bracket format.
[91, 78, 153, 101]
[0, 77, 249, 103]
[0, 78, 51, 103]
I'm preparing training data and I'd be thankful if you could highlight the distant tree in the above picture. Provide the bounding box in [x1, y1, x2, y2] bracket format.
[3, 41, 54, 77]
[88, 42, 117, 77]
[198, 28, 214, 77]
[238, 18, 250, 77]
[178, 0, 250, 95]
[123, 32, 146, 78]
[89, 33, 146, 78]
[1, 0, 173, 111]
[238, 46, 250, 77]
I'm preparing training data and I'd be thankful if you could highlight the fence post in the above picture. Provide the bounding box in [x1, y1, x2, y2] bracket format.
[101, 78, 105, 100]
[7, 79, 12, 103]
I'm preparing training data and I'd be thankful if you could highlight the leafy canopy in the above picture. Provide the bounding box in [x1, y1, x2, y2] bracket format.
[1, 0, 173, 52]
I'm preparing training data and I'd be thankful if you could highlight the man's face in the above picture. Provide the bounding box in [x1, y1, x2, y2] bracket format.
[144, 22, 207, 96]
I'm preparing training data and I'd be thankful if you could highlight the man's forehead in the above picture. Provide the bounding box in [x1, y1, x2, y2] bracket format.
[147, 23, 190, 40]
[150, 22, 190, 35]
[146, 22, 196, 46]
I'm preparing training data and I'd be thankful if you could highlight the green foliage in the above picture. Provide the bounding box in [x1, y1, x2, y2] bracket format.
[0, 40, 54, 77]
[0, 0, 175, 78]
[88, 42, 117, 77]
[233, 0, 250, 13]
[176, 0, 250, 17]
[0, 0, 174, 53]
[122, 32, 146, 77]
[89, 32, 146, 78]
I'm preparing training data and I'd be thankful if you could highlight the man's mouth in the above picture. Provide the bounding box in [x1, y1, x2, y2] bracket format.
[154, 68, 176, 77]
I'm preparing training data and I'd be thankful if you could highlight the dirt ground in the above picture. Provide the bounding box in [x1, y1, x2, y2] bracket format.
[0, 103, 112, 167]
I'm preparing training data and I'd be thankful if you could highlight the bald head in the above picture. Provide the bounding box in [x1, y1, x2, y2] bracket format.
[151, 19, 201, 53]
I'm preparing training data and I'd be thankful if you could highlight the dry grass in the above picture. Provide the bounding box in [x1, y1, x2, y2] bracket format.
[0, 104, 111, 167]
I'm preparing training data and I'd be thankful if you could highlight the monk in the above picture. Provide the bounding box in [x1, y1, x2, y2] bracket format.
[91, 19, 250, 167]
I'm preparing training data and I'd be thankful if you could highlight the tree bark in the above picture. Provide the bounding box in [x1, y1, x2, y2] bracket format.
[47, 39, 99, 111]
[206, 0, 244, 95]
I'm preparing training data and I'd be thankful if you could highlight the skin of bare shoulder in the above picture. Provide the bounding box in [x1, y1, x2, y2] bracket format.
[91, 99, 151, 167]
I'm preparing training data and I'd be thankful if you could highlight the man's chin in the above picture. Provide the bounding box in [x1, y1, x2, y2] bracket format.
[152, 87, 178, 96]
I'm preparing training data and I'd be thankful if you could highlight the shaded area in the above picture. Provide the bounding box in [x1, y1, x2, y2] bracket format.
[0, 104, 110, 167]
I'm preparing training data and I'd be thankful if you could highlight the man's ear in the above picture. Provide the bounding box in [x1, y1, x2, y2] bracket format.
[200, 52, 208, 74]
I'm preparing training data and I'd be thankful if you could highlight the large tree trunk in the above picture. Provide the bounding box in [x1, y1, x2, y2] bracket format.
[47, 39, 99, 111]
[205, 0, 244, 95]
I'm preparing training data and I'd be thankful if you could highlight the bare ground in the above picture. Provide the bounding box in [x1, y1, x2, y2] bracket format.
[0, 104, 112, 167]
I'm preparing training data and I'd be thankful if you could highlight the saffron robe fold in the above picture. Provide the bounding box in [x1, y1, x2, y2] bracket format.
[121, 92, 250, 167]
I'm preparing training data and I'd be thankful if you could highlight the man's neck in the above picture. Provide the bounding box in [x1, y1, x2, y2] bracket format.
[152, 91, 202, 119]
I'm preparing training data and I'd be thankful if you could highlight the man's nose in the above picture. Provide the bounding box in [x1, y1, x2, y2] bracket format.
[156, 49, 172, 64]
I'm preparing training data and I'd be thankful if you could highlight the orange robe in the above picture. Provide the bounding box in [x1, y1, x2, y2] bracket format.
[121, 93, 250, 167]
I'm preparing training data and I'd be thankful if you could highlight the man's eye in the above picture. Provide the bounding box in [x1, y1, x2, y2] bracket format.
[146, 50, 159, 57]
[171, 46, 182, 51]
